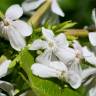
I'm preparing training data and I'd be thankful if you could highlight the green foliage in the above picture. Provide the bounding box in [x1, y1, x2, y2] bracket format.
[18, 48, 85, 96]
[0, 0, 23, 12]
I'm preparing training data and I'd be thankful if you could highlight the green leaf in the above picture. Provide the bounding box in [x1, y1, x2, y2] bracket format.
[19, 48, 34, 85]
[9, 54, 20, 68]
[19, 49, 84, 96]
[0, 0, 23, 12]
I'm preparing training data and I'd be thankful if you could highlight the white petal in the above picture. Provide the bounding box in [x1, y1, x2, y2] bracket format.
[51, 0, 64, 17]
[5, 4, 23, 20]
[0, 93, 6, 96]
[49, 61, 68, 72]
[0, 60, 11, 78]
[55, 33, 69, 48]
[70, 61, 82, 76]
[54, 47, 75, 65]
[36, 50, 52, 64]
[42, 27, 54, 41]
[92, 8, 96, 26]
[22, 0, 45, 13]
[0, 80, 13, 96]
[82, 67, 96, 80]
[7, 26, 26, 51]
[29, 39, 47, 50]
[31, 63, 59, 78]
[73, 40, 82, 53]
[89, 86, 96, 96]
[82, 46, 96, 66]
[66, 71, 81, 89]
[89, 32, 96, 46]
[12, 20, 32, 37]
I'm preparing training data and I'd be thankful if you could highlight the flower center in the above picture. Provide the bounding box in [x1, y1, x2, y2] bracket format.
[3, 18, 10, 26]
[48, 41, 54, 48]
[75, 50, 82, 60]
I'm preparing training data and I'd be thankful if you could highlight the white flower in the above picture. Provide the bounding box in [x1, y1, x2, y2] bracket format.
[88, 9, 96, 46]
[29, 27, 69, 63]
[89, 86, 96, 96]
[0, 60, 14, 96]
[81, 67, 96, 96]
[0, 81, 14, 96]
[92, 8, 96, 26]
[31, 61, 82, 89]
[22, 0, 64, 17]
[82, 67, 96, 82]
[0, 4, 32, 51]
[82, 46, 96, 66]
[29, 28, 82, 76]
[88, 32, 96, 46]
[22, 0, 45, 14]
[0, 60, 11, 78]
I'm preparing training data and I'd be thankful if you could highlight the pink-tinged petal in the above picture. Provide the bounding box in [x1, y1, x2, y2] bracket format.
[5, 4, 23, 20]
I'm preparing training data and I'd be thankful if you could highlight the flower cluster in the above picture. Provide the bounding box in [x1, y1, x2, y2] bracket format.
[30, 27, 96, 91]
[0, 1, 96, 96]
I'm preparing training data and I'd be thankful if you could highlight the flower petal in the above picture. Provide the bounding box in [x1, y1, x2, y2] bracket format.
[82, 67, 96, 80]
[42, 27, 54, 41]
[66, 71, 81, 89]
[51, 0, 64, 17]
[49, 61, 68, 72]
[29, 39, 47, 50]
[22, 0, 45, 13]
[55, 33, 69, 48]
[70, 61, 82, 76]
[12, 20, 32, 37]
[5, 4, 23, 20]
[89, 32, 96, 46]
[0, 93, 7, 96]
[7, 26, 26, 51]
[0, 81, 13, 96]
[89, 86, 96, 96]
[73, 40, 82, 53]
[92, 8, 96, 26]
[31, 63, 59, 78]
[36, 50, 52, 64]
[54, 47, 75, 65]
[0, 60, 11, 78]
[82, 46, 96, 66]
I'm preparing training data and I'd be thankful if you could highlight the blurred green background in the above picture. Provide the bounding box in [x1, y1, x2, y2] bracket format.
[0, 0, 96, 28]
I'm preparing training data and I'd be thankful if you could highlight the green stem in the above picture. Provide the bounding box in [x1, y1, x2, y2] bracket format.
[28, 0, 51, 27]
[64, 29, 88, 37]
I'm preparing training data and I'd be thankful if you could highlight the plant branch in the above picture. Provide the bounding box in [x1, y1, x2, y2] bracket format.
[28, 0, 51, 27]
[64, 29, 88, 37]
